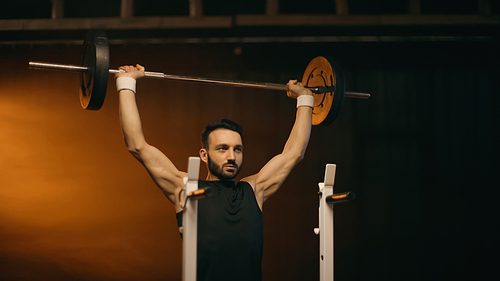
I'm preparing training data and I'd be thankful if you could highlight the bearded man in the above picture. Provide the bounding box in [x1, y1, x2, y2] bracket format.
[116, 64, 313, 281]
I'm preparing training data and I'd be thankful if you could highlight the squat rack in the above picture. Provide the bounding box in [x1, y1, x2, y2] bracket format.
[182, 158, 354, 281]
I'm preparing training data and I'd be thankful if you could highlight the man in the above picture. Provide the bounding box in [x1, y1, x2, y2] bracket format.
[116, 64, 314, 281]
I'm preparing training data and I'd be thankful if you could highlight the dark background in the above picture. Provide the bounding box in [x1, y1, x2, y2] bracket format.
[1, 1, 499, 281]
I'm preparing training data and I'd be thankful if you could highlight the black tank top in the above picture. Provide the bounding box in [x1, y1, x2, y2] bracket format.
[176, 180, 263, 281]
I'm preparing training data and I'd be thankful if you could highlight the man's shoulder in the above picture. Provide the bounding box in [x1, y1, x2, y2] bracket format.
[238, 176, 257, 192]
[237, 180, 251, 187]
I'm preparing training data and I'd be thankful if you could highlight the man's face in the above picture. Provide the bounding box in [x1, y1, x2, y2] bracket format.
[204, 129, 243, 180]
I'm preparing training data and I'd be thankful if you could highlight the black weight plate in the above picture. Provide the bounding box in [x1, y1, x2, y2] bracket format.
[302, 56, 345, 126]
[79, 30, 109, 110]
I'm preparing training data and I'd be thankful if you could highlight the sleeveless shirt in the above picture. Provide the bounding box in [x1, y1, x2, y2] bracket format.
[176, 180, 264, 281]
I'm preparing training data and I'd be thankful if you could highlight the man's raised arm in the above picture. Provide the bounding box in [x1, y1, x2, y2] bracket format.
[116, 65, 186, 210]
[242, 80, 313, 209]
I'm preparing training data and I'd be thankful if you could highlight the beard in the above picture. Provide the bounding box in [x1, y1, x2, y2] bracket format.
[207, 154, 241, 180]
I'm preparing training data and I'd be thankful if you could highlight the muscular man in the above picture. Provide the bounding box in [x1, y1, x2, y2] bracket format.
[116, 64, 313, 281]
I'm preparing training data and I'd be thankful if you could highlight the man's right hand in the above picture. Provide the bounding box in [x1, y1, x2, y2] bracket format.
[116, 64, 145, 80]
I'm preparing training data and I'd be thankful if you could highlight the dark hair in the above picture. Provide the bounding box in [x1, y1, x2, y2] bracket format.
[201, 119, 243, 149]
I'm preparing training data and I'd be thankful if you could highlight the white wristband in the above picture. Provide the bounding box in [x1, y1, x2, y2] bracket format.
[116, 77, 136, 94]
[297, 95, 315, 108]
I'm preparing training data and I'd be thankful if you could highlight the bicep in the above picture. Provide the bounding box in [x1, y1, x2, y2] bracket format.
[131, 144, 186, 202]
[254, 153, 297, 202]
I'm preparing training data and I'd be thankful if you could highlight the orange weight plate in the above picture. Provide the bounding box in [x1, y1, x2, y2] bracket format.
[302, 56, 345, 125]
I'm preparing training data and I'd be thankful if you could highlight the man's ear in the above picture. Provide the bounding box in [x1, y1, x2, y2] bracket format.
[199, 148, 208, 163]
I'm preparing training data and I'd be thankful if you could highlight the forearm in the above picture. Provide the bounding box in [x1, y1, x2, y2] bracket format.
[119, 89, 147, 152]
[282, 106, 313, 162]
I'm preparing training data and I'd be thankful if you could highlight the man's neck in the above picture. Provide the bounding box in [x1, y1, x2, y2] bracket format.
[206, 174, 235, 182]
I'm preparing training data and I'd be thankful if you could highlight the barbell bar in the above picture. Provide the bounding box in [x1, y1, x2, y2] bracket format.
[28, 61, 370, 99]
[28, 30, 370, 126]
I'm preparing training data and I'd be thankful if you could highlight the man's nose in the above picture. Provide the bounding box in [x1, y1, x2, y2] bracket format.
[227, 149, 235, 160]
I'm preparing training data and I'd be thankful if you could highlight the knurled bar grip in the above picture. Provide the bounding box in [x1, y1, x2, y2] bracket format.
[28, 61, 370, 99]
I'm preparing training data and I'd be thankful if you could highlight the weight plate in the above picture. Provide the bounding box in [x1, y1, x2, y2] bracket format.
[79, 30, 109, 110]
[302, 56, 345, 126]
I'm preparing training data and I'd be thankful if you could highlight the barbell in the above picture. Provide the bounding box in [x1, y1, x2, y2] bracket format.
[28, 30, 369, 126]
